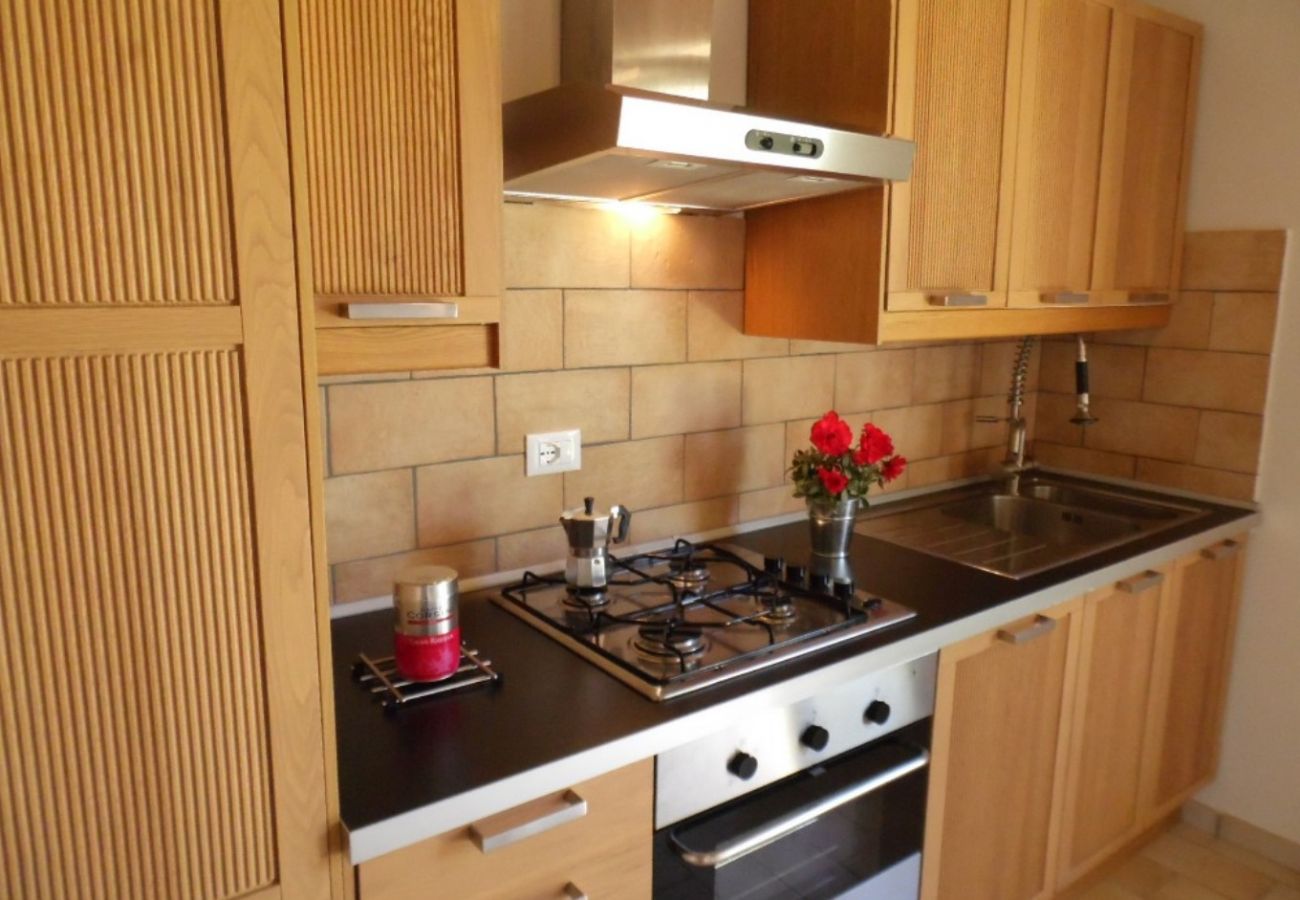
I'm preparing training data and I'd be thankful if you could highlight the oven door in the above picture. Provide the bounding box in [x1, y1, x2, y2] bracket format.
[653, 723, 929, 900]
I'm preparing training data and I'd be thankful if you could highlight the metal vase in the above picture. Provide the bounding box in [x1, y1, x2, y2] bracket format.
[807, 498, 861, 558]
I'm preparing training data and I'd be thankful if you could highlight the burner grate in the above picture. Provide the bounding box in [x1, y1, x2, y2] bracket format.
[492, 538, 916, 700]
[351, 644, 500, 712]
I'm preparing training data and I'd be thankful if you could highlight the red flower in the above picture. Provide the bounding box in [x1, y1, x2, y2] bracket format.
[882, 456, 907, 483]
[854, 423, 894, 465]
[810, 411, 853, 456]
[817, 467, 849, 496]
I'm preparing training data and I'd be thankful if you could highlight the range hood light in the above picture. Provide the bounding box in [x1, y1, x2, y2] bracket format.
[600, 200, 683, 222]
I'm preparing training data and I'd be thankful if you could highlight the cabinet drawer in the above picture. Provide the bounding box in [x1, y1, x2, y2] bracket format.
[359, 759, 652, 900]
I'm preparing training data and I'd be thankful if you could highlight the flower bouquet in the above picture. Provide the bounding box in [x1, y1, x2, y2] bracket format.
[790, 411, 906, 556]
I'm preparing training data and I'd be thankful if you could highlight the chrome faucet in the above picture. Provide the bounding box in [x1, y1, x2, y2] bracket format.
[977, 335, 1037, 492]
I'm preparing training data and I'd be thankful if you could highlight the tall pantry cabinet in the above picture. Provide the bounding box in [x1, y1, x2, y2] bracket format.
[0, 1, 332, 898]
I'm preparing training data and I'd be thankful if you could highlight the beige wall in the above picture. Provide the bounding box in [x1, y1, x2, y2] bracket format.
[1145, 0, 1300, 847]
[1031, 230, 1283, 502]
[321, 203, 1026, 605]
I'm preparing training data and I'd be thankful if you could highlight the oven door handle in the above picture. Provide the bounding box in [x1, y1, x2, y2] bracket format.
[668, 745, 930, 868]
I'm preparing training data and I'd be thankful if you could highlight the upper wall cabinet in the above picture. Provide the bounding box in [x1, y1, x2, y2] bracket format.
[885, 0, 1022, 313]
[288, 0, 503, 375]
[1010, 0, 1199, 309]
[1092, 8, 1199, 300]
[744, 0, 1200, 345]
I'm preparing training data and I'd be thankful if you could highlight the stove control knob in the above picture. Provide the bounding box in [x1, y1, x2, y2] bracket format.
[800, 725, 830, 752]
[727, 751, 758, 780]
[864, 700, 892, 726]
[763, 555, 785, 575]
[786, 565, 807, 585]
[833, 578, 856, 600]
[810, 573, 831, 594]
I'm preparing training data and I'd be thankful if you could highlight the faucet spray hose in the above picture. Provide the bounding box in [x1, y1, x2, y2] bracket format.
[1070, 334, 1099, 427]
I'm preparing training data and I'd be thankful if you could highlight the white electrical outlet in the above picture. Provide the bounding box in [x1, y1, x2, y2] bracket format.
[525, 429, 582, 476]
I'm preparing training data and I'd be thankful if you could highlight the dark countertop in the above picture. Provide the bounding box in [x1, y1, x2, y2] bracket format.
[331, 473, 1254, 856]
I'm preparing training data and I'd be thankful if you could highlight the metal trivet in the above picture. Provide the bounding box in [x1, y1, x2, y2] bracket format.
[352, 644, 500, 712]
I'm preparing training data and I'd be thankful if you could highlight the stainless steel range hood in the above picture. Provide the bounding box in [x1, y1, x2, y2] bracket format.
[503, 0, 915, 213]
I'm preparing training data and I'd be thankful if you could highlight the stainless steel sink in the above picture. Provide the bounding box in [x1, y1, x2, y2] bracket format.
[855, 474, 1206, 578]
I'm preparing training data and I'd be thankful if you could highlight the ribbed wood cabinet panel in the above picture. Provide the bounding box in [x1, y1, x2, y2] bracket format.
[1094, 13, 1195, 292]
[0, 351, 275, 900]
[922, 602, 1080, 900]
[1009, 0, 1111, 293]
[1150, 546, 1241, 809]
[903, 0, 1013, 291]
[299, 0, 464, 297]
[1057, 574, 1163, 884]
[0, 0, 235, 306]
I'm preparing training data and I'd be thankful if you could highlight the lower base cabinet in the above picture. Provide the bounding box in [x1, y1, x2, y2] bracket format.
[921, 536, 1247, 899]
[921, 601, 1083, 900]
[359, 759, 653, 900]
[1056, 568, 1168, 886]
[1145, 540, 1247, 816]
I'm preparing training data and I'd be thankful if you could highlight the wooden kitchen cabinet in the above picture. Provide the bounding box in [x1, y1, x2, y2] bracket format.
[1009, 0, 1201, 310]
[921, 536, 1250, 898]
[1055, 568, 1168, 887]
[286, 0, 503, 375]
[884, 0, 1023, 314]
[0, 1, 333, 896]
[1092, 5, 1201, 302]
[743, 0, 1196, 344]
[1142, 538, 1247, 820]
[921, 600, 1082, 900]
[359, 759, 653, 900]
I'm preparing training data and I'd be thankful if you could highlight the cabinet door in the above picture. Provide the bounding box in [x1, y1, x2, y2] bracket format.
[1092, 7, 1200, 300]
[0, 1, 331, 898]
[1007, 0, 1112, 307]
[887, 0, 1024, 311]
[1056, 569, 1166, 888]
[360, 759, 652, 900]
[921, 601, 1081, 900]
[292, 0, 502, 374]
[1143, 539, 1246, 818]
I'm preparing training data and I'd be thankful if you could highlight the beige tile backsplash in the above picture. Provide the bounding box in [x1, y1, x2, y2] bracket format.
[321, 210, 1282, 604]
[1032, 229, 1285, 502]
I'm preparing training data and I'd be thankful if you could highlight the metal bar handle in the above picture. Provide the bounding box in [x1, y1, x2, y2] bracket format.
[563, 884, 587, 900]
[997, 614, 1057, 645]
[1042, 291, 1089, 305]
[343, 301, 460, 320]
[927, 293, 988, 308]
[1118, 570, 1165, 594]
[1202, 539, 1242, 561]
[469, 789, 588, 854]
[670, 747, 929, 868]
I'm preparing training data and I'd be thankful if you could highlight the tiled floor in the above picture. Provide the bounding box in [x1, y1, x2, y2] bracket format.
[1076, 823, 1300, 900]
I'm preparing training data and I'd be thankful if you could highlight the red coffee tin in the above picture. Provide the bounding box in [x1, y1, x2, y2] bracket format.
[392, 565, 460, 681]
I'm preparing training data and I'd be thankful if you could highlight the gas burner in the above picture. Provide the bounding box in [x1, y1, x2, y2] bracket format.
[633, 622, 708, 661]
[494, 539, 917, 700]
[665, 563, 710, 592]
[756, 596, 798, 626]
[562, 586, 610, 610]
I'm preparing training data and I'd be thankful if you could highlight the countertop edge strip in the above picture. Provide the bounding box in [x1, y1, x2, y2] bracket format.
[342, 510, 1260, 864]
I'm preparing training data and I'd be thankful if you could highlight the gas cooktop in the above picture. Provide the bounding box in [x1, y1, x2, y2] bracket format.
[493, 540, 916, 700]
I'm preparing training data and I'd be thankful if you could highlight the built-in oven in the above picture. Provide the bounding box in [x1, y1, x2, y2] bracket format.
[652, 653, 937, 899]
